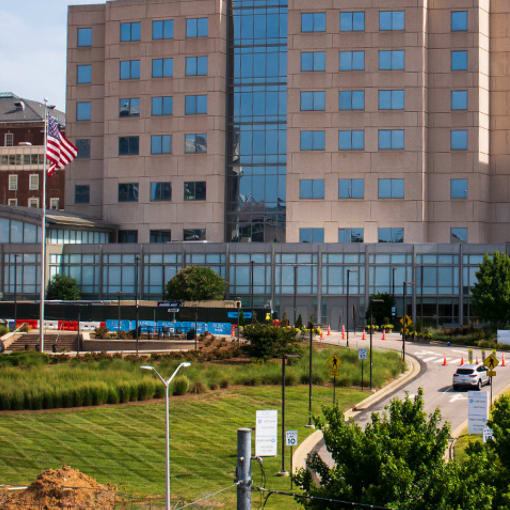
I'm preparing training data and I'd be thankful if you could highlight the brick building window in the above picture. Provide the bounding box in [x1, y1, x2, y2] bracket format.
[8, 174, 18, 191]
[29, 174, 39, 190]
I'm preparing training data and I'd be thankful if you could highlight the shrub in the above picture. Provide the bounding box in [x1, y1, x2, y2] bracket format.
[172, 375, 190, 396]
[94, 326, 109, 339]
[117, 382, 131, 403]
[137, 380, 156, 401]
[0, 325, 8, 337]
[242, 323, 302, 360]
[107, 387, 120, 404]
[284, 371, 297, 386]
[219, 378, 229, 389]
[189, 381, 207, 394]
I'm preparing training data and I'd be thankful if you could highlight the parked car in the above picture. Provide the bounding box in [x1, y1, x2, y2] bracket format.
[452, 363, 490, 391]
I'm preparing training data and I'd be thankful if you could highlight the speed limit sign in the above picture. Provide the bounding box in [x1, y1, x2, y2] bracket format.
[286, 430, 298, 446]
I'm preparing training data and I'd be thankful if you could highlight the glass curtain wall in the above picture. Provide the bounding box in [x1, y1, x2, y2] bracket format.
[227, 0, 288, 242]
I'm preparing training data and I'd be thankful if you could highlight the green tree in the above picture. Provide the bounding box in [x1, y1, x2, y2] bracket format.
[471, 252, 510, 327]
[46, 274, 81, 300]
[242, 323, 301, 360]
[365, 293, 394, 326]
[295, 313, 303, 329]
[165, 266, 227, 301]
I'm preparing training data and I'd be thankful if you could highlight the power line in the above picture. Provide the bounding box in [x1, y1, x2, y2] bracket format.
[174, 482, 238, 509]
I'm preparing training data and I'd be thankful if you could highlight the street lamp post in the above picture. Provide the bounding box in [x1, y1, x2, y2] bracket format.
[13, 254, 18, 323]
[141, 362, 191, 510]
[346, 269, 358, 348]
[402, 281, 414, 361]
[250, 260, 254, 322]
[306, 318, 314, 428]
[135, 254, 140, 356]
[236, 298, 241, 347]
[293, 265, 297, 326]
[369, 299, 384, 391]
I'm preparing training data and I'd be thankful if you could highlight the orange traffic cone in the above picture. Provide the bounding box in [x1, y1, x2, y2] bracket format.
[320, 328, 324, 340]
[362, 329, 366, 340]
[476, 356, 479, 364]
[231, 325, 236, 338]
[502, 354, 506, 367]
[382, 329, 386, 340]
[327, 324, 331, 336]
[442, 356, 447, 366]
[460, 357, 464, 366]
[341, 324, 345, 340]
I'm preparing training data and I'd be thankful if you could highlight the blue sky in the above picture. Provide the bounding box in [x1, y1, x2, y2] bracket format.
[0, 1, 105, 112]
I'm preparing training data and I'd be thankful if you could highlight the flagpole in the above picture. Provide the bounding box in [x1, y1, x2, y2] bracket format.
[39, 99, 49, 352]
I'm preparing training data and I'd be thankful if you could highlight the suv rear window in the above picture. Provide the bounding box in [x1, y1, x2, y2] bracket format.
[456, 369, 474, 375]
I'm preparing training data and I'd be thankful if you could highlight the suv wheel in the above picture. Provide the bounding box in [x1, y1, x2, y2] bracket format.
[477, 380, 482, 391]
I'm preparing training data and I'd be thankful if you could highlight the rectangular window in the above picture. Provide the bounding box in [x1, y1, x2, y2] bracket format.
[49, 198, 59, 210]
[185, 134, 207, 154]
[378, 129, 405, 150]
[76, 101, 91, 121]
[451, 50, 468, 71]
[151, 135, 172, 154]
[29, 173, 39, 190]
[118, 136, 139, 156]
[300, 91, 325, 111]
[185, 95, 207, 114]
[120, 60, 140, 79]
[379, 11, 405, 31]
[119, 98, 140, 117]
[28, 198, 39, 208]
[8, 174, 18, 191]
[300, 131, 325, 151]
[152, 58, 173, 77]
[451, 178, 468, 198]
[150, 230, 171, 243]
[451, 227, 467, 243]
[186, 18, 208, 37]
[378, 90, 404, 110]
[153, 19, 174, 39]
[185, 56, 208, 76]
[451, 11, 468, 31]
[118, 183, 139, 202]
[338, 228, 364, 243]
[338, 178, 364, 199]
[120, 22, 141, 42]
[340, 12, 365, 31]
[184, 181, 206, 201]
[379, 50, 405, 70]
[451, 90, 468, 110]
[75, 185, 90, 204]
[8, 198, 17, 207]
[339, 130, 364, 150]
[339, 51, 365, 71]
[4, 133, 13, 146]
[152, 96, 173, 116]
[451, 130, 468, 150]
[378, 178, 404, 198]
[150, 182, 172, 201]
[118, 230, 138, 243]
[299, 179, 324, 199]
[299, 228, 324, 243]
[76, 139, 91, 159]
[77, 27, 92, 47]
[77, 65, 91, 84]
[183, 229, 206, 241]
[378, 227, 404, 243]
[301, 52, 325, 72]
[339, 90, 364, 111]
[301, 13, 326, 32]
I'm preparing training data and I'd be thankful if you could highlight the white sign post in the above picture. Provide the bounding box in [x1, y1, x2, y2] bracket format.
[468, 391, 489, 435]
[482, 426, 494, 443]
[255, 410, 278, 456]
[497, 330, 510, 345]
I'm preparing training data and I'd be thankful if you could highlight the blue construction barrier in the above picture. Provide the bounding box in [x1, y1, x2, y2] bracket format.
[104, 319, 232, 336]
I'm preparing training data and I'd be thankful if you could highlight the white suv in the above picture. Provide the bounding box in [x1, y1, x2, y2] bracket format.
[452, 363, 490, 391]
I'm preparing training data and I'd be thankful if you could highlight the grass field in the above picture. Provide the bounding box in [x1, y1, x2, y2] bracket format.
[0, 385, 366, 509]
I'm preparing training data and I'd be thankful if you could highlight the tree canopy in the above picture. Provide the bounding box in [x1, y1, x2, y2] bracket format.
[165, 266, 227, 301]
[46, 274, 81, 301]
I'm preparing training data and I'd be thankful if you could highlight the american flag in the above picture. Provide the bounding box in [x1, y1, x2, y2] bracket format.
[46, 116, 77, 176]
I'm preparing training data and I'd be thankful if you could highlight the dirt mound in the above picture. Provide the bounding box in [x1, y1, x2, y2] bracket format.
[0, 466, 117, 509]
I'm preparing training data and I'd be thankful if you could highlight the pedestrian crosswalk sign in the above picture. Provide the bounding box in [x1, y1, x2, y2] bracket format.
[328, 354, 341, 376]
[483, 353, 499, 370]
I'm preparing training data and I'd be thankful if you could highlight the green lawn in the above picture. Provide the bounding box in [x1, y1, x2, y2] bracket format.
[0, 385, 365, 509]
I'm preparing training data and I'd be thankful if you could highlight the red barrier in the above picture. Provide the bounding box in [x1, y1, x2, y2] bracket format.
[15, 319, 39, 329]
[58, 320, 79, 331]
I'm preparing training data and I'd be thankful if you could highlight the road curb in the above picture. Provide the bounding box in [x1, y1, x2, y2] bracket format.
[292, 354, 421, 473]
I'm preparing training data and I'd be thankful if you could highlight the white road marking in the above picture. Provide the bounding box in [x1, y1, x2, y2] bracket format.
[450, 359, 461, 364]
[452, 349, 467, 354]
[449, 393, 467, 403]
[422, 356, 439, 362]
[414, 350, 440, 356]
[433, 357, 452, 363]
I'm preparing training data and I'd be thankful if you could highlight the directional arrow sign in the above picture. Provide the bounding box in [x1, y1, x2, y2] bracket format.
[483, 353, 499, 370]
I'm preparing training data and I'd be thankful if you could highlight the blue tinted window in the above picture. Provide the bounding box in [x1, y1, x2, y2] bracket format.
[150, 182, 172, 202]
[378, 178, 404, 198]
[300, 131, 325, 151]
[299, 179, 324, 199]
[153, 20, 174, 39]
[185, 134, 207, 154]
[187, 18, 208, 37]
[119, 98, 140, 117]
[186, 56, 208, 76]
[152, 58, 173, 77]
[118, 183, 138, 202]
[379, 11, 405, 31]
[379, 129, 404, 150]
[299, 228, 324, 243]
[339, 179, 364, 199]
[339, 228, 364, 243]
[451, 90, 468, 110]
[300, 91, 325, 111]
[378, 228, 404, 243]
[301, 52, 325, 71]
[339, 51, 365, 71]
[120, 60, 140, 79]
[451, 178, 468, 199]
[340, 12, 365, 31]
[185, 95, 207, 115]
[339, 130, 364, 150]
[379, 50, 404, 70]
[451, 227, 467, 242]
[378, 90, 404, 110]
[151, 96, 173, 116]
[77, 65, 91, 84]
[339, 90, 364, 110]
[451, 130, 468, 150]
[151, 135, 172, 154]
[451, 50, 468, 70]
[77, 28, 92, 47]
[76, 101, 91, 121]
[120, 22, 141, 42]
[301, 13, 326, 32]
[451, 11, 468, 31]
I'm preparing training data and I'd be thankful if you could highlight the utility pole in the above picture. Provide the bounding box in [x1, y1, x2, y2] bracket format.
[236, 428, 252, 510]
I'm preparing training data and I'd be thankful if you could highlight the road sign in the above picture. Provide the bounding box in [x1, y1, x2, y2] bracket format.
[483, 426, 494, 443]
[255, 410, 278, 457]
[483, 353, 499, 370]
[168, 308, 180, 313]
[487, 370, 497, 377]
[468, 391, 489, 435]
[399, 315, 412, 327]
[328, 354, 341, 376]
[286, 430, 298, 447]
[158, 301, 181, 308]
[358, 348, 368, 360]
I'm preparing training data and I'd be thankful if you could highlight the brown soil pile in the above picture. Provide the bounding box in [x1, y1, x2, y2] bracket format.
[0, 466, 117, 509]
